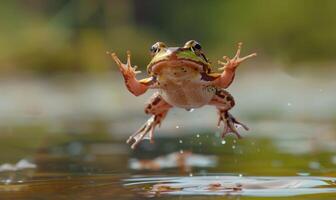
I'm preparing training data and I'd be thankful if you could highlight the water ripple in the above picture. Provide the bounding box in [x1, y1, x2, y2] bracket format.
[124, 175, 336, 197]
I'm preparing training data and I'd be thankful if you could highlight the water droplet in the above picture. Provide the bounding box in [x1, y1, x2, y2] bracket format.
[179, 140, 183, 144]
[221, 140, 226, 144]
[176, 125, 179, 129]
[180, 150, 184, 154]
[188, 109, 195, 112]
[189, 173, 193, 177]
[233, 139, 236, 143]
[232, 145, 236, 149]
[196, 134, 200, 138]
[239, 174, 243, 177]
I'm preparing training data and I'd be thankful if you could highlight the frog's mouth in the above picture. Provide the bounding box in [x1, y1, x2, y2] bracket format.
[148, 59, 206, 75]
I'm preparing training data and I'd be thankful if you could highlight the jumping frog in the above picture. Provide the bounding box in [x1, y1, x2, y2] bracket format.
[108, 40, 256, 149]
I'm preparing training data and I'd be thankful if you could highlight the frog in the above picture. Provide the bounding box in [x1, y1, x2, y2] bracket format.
[108, 40, 256, 149]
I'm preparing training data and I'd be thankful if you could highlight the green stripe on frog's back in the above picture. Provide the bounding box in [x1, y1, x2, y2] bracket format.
[176, 49, 211, 73]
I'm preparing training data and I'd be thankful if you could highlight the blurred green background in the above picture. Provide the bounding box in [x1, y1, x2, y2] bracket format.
[1, 0, 335, 77]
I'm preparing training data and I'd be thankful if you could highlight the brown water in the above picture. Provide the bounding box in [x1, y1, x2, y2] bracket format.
[0, 121, 336, 199]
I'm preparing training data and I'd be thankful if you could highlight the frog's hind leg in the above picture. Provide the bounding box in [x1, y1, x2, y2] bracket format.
[127, 92, 172, 149]
[209, 89, 249, 139]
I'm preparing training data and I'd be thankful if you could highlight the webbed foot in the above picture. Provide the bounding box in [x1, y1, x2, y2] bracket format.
[127, 116, 161, 149]
[217, 111, 249, 139]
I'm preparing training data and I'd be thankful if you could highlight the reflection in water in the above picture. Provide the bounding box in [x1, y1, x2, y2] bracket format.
[129, 151, 217, 172]
[125, 175, 336, 198]
[0, 159, 36, 186]
[0, 159, 36, 172]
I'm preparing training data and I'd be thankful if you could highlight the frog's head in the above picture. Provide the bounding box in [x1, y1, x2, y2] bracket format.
[147, 40, 211, 75]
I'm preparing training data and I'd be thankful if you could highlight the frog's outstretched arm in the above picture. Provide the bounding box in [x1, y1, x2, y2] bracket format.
[210, 42, 256, 88]
[108, 51, 154, 96]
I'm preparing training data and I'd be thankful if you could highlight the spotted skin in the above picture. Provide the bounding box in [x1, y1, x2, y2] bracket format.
[209, 89, 249, 138]
[127, 92, 172, 149]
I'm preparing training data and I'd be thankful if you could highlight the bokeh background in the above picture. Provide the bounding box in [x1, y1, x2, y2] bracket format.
[1, 1, 336, 199]
[1, 0, 336, 124]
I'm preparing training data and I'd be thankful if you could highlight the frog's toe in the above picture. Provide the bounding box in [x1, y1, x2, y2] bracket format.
[229, 113, 249, 131]
[217, 43, 257, 70]
[126, 116, 155, 149]
[220, 122, 242, 139]
[108, 52, 124, 69]
[218, 111, 248, 139]
[108, 51, 141, 78]
[238, 53, 257, 63]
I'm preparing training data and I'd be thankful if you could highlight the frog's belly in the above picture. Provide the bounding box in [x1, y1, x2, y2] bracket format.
[159, 83, 215, 109]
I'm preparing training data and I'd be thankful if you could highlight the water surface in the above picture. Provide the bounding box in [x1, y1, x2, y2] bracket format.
[0, 121, 335, 199]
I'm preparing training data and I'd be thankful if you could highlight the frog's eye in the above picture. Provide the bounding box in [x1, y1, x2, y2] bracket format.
[193, 41, 202, 50]
[150, 42, 166, 55]
[184, 40, 202, 52]
[184, 40, 209, 62]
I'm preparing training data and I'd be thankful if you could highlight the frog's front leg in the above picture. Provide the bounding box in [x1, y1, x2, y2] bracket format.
[209, 89, 249, 139]
[127, 92, 172, 149]
[108, 51, 154, 96]
[212, 42, 256, 88]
